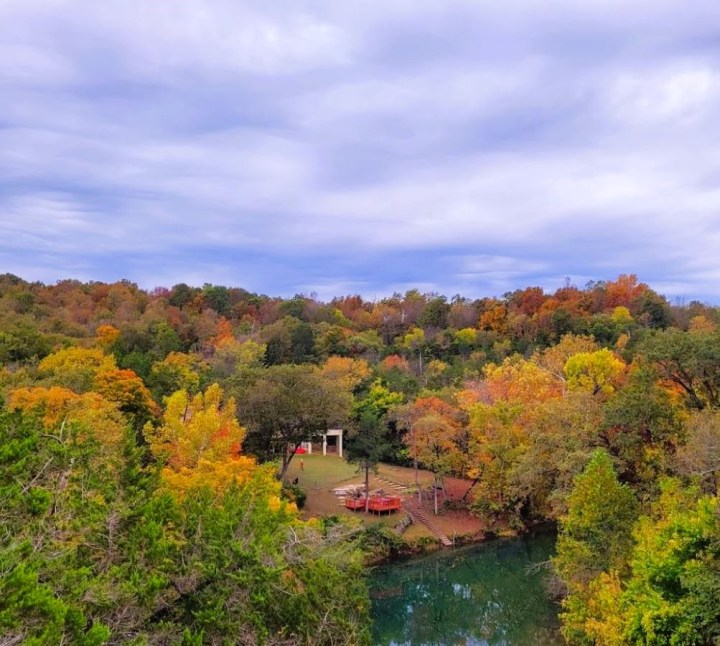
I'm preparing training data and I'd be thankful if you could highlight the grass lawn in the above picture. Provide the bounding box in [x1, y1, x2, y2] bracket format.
[283, 454, 485, 540]
[284, 454, 418, 532]
[376, 463, 434, 488]
[285, 453, 359, 491]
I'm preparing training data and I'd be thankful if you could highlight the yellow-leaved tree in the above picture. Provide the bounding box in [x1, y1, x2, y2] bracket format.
[37, 346, 157, 428]
[319, 356, 371, 392]
[564, 348, 625, 396]
[144, 383, 257, 497]
[38, 346, 116, 392]
[8, 385, 128, 453]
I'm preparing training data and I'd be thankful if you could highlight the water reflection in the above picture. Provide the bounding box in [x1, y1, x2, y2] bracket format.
[370, 533, 562, 645]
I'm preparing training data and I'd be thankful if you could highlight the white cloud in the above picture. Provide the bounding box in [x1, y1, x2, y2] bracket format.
[2, 0, 720, 301]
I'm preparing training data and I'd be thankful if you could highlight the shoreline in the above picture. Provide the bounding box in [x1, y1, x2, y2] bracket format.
[364, 519, 557, 566]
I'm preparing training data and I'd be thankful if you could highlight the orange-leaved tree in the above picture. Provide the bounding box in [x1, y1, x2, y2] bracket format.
[461, 357, 564, 520]
[94, 368, 158, 428]
[394, 396, 464, 513]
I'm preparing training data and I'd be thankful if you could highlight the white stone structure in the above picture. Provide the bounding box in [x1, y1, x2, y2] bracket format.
[300, 428, 343, 457]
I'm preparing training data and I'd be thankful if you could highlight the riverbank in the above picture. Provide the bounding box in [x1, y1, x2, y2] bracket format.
[364, 517, 557, 566]
[285, 454, 564, 643]
[283, 453, 544, 565]
[286, 454, 489, 545]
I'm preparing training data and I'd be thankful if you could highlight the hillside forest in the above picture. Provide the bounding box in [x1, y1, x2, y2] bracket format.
[1, 272, 719, 644]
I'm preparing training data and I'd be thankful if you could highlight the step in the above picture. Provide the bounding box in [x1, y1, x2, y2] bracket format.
[375, 476, 410, 491]
[402, 501, 453, 547]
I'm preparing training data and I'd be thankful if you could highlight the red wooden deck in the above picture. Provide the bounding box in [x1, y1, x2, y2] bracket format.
[344, 497, 367, 511]
[344, 495, 402, 514]
[367, 495, 401, 514]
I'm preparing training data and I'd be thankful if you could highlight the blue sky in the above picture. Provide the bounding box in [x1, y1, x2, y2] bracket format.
[2, 1, 720, 302]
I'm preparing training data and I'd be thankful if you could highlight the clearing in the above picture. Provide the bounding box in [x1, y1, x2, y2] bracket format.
[284, 454, 486, 543]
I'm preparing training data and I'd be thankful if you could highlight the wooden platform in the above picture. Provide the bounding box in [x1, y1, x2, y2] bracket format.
[344, 497, 367, 511]
[368, 495, 402, 514]
[344, 495, 402, 514]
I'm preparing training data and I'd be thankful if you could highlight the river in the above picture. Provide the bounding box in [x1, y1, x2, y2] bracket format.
[369, 532, 562, 645]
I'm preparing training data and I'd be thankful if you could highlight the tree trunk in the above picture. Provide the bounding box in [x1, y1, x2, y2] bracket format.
[461, 477, 479, 502]
[415, 457, 421, 503]
[279, 443, 298, 482]
[433, 477, 438, 515]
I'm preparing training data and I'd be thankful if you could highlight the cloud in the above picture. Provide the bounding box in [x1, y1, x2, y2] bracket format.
[2, 0, 720, 301]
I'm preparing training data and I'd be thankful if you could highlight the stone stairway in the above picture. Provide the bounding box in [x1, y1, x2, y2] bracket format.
[402, 498, 453, 547]
[373, 475, 410, 494]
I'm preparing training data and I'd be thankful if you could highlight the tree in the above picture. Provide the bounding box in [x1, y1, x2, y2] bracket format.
[677, 409, 720, 493]
[641, 328, 720, 410]
[413, 411, 463, 514]
[319, 356, 371, 393]
[143, 383, 250, 495]
[38, 347, 116, 393]
[353, 379, 405, 463]
[202, 284, 232, 317]
[453, 327, 478, 357]
[94, 368, 158, 429]
[0, 408, 371, 644]
[240, 365, 351, 481]
[458, 358, 566, 520]
[616, 484, 720, 645]
[95, 324, 120, 348]
[533, 333, 598, 391]
[394, 396, 464, 513]
[208, 338, 265, 379]
[147, 351, 206, 401]
[554, 450, 639, 643]
[564, 348, 625, 396]
[8, 385, 127, 452]
[345, 409, 392, 512]
[574, 482, 720, 645]
[555, 450, 639, 585]
[35, 346, 158, 429]
[483, 356, 563, 404]
[508, 391, 601, 521]
[419, 296, 450, 329]
[600, 366, 684, 490]
[464, 399, 528, 519]
[401, 327, 426, 373]
[0, 320, 54, 364]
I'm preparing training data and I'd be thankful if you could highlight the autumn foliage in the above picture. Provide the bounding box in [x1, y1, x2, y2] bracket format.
[1, 271, 719, 643]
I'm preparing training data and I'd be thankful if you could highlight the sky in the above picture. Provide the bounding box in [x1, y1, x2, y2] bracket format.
[2, 0, 720, 303]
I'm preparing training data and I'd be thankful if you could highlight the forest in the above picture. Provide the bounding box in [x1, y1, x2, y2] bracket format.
[1, 272, 719, 644]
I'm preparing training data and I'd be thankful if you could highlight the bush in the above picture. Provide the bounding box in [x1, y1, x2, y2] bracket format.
[281, 482, 307, 509]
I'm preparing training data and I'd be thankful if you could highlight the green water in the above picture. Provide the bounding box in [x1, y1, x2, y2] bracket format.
[369, 532, 562, 645]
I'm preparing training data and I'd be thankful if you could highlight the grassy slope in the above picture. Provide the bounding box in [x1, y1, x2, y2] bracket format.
[284, 454, 485, 539]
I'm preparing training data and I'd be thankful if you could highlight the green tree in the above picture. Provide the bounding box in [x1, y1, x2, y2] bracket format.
[346, 409, 392, 511]
[600, 366, 684, 489]
[202, 283, 232, 317]
[240, 365, 351, 480]
[0, 407, 371, 644]
[621, 483, 719, 645]
[555, 450, 639, 642]
[575, 482, 720, 645]
[641, 327, 720, 410]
